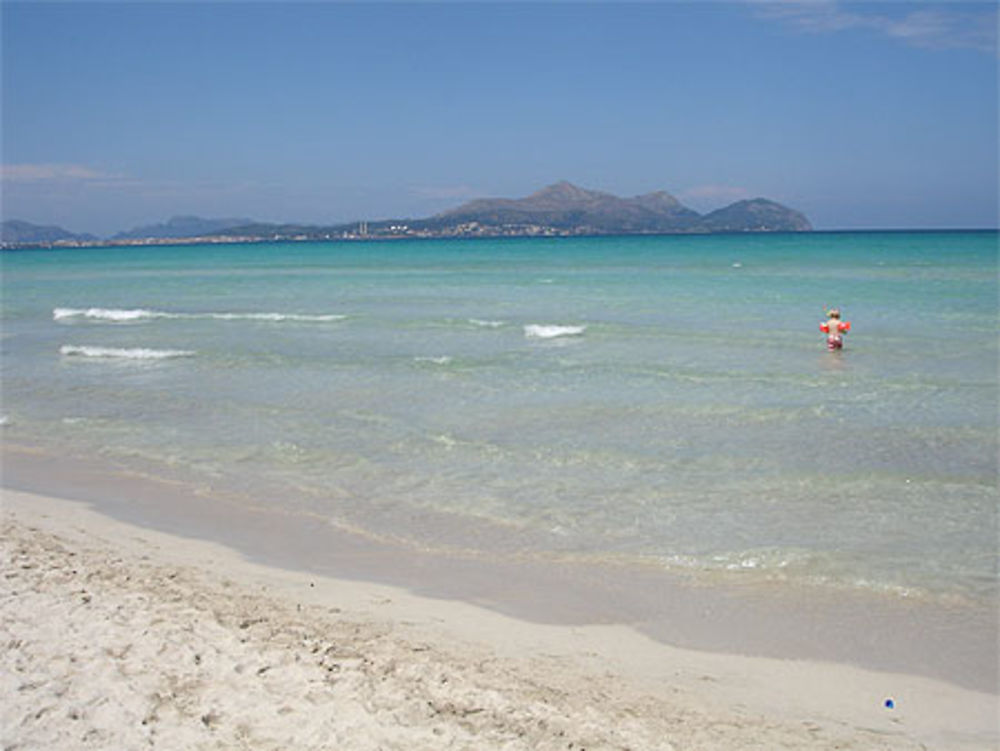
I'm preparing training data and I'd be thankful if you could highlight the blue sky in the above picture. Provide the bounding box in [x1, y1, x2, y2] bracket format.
[2, 1, 996, 236]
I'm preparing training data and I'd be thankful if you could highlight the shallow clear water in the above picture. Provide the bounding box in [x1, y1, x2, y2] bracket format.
[2, 232, 997, 606]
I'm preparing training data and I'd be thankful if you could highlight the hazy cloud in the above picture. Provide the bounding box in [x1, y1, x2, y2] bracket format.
[1, 166, 266, 202]
[1, 163, 125, 183]
[754, 1, 997, 54]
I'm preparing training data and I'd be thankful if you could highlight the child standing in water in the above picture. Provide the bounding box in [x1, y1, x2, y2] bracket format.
[821, 308, 851, 350]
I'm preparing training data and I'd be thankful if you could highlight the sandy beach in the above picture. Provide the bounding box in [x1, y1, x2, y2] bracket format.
[2, 487, 996, 750]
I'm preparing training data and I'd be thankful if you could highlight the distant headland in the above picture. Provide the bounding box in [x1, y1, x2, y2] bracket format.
[0, 181, 812, 249]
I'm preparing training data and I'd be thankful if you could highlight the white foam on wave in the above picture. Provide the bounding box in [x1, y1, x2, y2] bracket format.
[59, 345, 196, 360]
[415, 356, 454, 365]
[54, 308, 346, 323]
[54, 307, 166, 322]
[523, 324, 587, 339]
[468, 318, 506, 328]
[208, 312, 347, 322]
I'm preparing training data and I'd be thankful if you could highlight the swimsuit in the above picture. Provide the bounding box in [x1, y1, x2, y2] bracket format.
[827, 335, 843, 350]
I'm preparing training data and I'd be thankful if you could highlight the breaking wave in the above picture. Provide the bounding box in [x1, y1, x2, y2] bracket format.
[54, 308, 346, 323]
[523, 324, 587, 339]
[468, 318, 506, 328]
[54, 308, 161, 322]
[59, 345, 196, 360]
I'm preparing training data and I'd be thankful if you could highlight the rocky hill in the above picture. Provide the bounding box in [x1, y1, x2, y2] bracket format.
[698, 199, 811, 232]
[113, 216, 254, 240]
[0, 220, 97, 246]
[418, 181, 810, 234]
[422, 182, 703, 233]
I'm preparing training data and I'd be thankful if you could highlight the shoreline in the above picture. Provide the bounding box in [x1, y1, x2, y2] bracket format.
[2, 442, 997, 695]
[0, 444, 1000, 694]
[3, 486, 997, 750]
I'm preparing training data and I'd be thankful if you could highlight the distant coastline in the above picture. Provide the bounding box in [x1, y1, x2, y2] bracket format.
[2, 227, 997, 252]
[2, 181, 816, 249]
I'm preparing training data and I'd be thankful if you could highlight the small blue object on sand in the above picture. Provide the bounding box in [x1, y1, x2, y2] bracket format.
[884, 698, 895, 709]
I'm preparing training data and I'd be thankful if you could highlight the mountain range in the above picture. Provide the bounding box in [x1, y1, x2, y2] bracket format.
[111, 215, 255, 241]
[0, 219, 99, 246]
[420, 181, 810, 233]
[1, 181, 811, 246]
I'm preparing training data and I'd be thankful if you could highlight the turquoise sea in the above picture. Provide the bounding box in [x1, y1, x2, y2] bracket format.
[2, 231, 997, 615]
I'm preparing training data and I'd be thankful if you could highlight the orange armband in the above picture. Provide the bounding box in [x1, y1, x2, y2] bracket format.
[819, 322, 829, 333]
